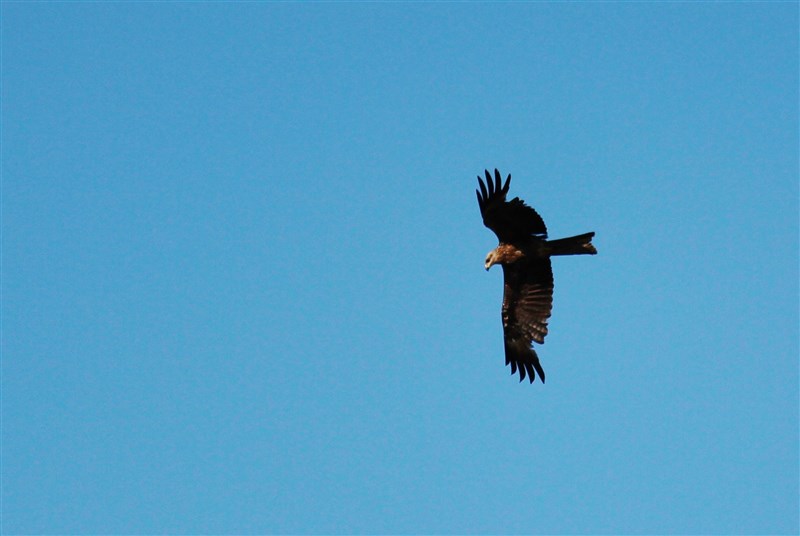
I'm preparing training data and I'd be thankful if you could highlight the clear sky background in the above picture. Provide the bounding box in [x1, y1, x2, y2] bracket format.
[2, 2, 798, 534]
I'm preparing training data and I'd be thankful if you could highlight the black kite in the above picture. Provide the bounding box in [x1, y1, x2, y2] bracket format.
[477, 169, 596, 384]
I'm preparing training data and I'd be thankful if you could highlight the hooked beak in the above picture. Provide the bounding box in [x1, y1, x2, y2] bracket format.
[484, 251, 495, 271]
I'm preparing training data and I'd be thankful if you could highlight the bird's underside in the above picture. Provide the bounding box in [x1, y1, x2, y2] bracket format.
[476, 169, 596, 384]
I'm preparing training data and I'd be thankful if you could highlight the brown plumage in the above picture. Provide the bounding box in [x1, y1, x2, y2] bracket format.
[476, 169, 596, 384]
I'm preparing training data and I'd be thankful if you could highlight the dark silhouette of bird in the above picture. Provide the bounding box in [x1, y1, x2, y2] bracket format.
[476, 169, 596, 383]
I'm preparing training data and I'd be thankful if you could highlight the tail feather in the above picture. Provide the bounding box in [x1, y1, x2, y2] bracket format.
[547, 232, 596, 256]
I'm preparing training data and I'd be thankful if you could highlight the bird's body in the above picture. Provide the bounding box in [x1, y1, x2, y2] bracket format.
[476, 169, 596, 384]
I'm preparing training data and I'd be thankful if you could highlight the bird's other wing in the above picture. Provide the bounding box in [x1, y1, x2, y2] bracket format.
[476, 169, 548, 242]
[501, 259, 554, 383]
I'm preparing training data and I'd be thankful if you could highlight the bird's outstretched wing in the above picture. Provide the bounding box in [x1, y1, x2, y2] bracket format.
[476, 169, 548, 243]
[501, 259, 554, 383]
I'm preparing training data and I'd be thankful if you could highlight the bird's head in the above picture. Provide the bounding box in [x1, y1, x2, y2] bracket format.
[484, 250, 498, 271]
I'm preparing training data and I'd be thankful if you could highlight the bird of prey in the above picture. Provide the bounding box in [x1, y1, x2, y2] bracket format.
[476, 169, 596, 384]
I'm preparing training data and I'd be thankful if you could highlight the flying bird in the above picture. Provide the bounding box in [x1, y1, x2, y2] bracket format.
[476, 169, 596, 384]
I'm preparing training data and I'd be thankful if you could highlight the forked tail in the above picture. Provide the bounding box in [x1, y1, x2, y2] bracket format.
[546, 232, 597, 256]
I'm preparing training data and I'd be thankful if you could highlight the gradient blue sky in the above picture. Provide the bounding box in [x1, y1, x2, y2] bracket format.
[3, 2, 798, 534]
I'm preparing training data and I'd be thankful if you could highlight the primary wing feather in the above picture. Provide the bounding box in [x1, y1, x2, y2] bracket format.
[476, 169, 548, 242]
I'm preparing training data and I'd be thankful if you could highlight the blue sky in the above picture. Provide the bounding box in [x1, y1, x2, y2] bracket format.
[2, 2, 798, 534]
